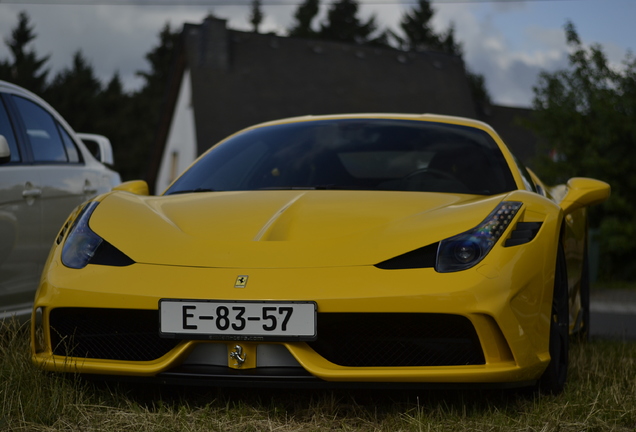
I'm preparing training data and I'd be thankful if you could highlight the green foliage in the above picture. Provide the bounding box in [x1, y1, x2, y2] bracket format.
[249, 0, 264, 33]
[0, 11, 49, 94]
[44, 51, 103, 132]
[530, 22, 636, 280]
[467, 68, 492, 111]
[136, 22, 181, 102]
[127, 22, 181, 181]
[0, 13, 180, 182]
[287, 0, 320, 38]
[395, 0, 461, 56]
[319, 0, 378, 45]
[395, 1, 490, 108]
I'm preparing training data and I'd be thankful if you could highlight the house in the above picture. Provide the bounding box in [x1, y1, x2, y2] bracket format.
[148, 16, 537, 194]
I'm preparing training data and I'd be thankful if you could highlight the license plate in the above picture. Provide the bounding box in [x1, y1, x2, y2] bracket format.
[159, 299, 317, 341]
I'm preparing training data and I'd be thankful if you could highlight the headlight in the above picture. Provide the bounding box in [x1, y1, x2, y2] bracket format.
[436, 201, 522, 273]
[62, 201, 102, 269]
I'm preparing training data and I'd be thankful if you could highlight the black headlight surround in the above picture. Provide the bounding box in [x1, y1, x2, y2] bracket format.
[374, 243, 438, 270]
[61, 201, 134, 269]
[90, 240, 135, 267]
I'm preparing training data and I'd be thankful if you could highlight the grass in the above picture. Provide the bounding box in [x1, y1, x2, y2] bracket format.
[2, 318, 636, 431]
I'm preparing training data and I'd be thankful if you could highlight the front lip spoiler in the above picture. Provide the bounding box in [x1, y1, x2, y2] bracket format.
[80, 365, 536, 390]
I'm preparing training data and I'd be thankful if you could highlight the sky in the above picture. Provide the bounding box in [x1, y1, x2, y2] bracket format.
[0, 0, 634, 108]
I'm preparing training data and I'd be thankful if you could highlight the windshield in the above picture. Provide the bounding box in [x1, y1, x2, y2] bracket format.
[165, 119, 517, 196]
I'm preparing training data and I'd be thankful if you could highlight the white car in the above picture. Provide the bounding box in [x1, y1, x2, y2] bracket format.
[0, 80, 121, 321]
[76, 133, 115, 166]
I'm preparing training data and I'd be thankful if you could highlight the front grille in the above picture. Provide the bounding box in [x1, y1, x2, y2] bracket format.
[308, 313, 484, 367]
[49, 308, 179, 361]
[48, 309, 484, 367]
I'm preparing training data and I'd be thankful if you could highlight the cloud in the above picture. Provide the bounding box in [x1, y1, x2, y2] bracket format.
[1, 1, 616, 108]
[431, 3, 570, 107]
[0, 4, 218, 90]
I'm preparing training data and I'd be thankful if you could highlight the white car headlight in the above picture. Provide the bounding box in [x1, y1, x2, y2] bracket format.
[436, 201, 522, 273]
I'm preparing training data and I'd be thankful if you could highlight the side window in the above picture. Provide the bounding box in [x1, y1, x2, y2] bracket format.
[513, 156, 538, 193]
[58, 124, 80, 163]
[12, 95, 77, 163]
[0, 97, 20, 162]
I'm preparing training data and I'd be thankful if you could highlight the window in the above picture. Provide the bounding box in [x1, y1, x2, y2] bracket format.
[0, 97, 20, 162]
[513, 156, 538, 193]
[12, 96, 79, 163]
[166, 119, 517, 196]
[58, 123, 80, 163]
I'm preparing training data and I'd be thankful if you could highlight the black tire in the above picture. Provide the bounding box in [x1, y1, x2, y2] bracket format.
[539, 243, 569, 394]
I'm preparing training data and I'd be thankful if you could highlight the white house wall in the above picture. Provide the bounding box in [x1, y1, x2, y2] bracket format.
[155, 69, 197, 194]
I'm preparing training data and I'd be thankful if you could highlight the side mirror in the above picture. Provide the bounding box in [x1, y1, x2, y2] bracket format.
[560, 177, 610, 214]
[77, 133, 115, 166]
[0, 135, 10, 164]
[113, 180, 149, 196]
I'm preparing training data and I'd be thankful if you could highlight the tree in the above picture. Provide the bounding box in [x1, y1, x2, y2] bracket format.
[126, 22, 181, 181]
[0, 11, 49, 93]
[288, 0, 320, 38]
[136, 23, 181, 101]
[396, 1, 489, 109]
[45, 51, 102, 132]
[395, 0, 461, 54]
[249, 0, 264, 33]
[530, 22, 636, 280]
[319, 0, 377, 44]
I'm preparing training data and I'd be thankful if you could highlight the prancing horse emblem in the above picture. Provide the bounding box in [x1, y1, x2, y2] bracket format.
[235, 275, 248, 288]
[230, 345, 246, 367]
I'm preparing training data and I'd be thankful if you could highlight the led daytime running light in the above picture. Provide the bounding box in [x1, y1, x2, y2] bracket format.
[436, 201, 522, 272]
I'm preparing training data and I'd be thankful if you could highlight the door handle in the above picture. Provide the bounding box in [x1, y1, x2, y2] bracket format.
[22, 182, 42, 198]
[22, 189, 42, 197]
[83, 179, 98, 195]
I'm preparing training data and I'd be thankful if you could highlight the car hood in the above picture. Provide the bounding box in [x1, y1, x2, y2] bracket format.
[90, 190, 507, 268]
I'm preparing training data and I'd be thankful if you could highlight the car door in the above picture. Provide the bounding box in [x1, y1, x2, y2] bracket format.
[8, 94, 101, 256]
[0, 94, 43, 318]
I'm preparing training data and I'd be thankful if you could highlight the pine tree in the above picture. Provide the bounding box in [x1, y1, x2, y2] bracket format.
[397, 1, 488, 108]
[288, 0, 320, 38]
[45, 51, 102, 131]
[319, 0, 376, 44]
[249, 0, 264, 33]
[396, 0, 461, 55]
[438, 24, 462, 56]
[127, 22, 181, 181]
[397, 0, 436, 51]
[0, 11, 49, 93]
[136, 23, 180, 100]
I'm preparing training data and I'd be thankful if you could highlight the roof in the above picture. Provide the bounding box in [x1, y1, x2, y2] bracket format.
[146, 17, 540, 191]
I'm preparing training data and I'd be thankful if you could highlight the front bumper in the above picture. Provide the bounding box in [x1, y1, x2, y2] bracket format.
[32, 245, 553, 386]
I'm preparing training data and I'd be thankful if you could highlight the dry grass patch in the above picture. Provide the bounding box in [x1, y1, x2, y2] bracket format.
[2, 318, 635, 431]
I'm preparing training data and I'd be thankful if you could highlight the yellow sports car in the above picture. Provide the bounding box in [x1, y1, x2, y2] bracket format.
[31, 114, 609, 393]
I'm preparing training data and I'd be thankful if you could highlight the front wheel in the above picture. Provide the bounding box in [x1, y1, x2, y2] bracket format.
[539, 243, 569, 394]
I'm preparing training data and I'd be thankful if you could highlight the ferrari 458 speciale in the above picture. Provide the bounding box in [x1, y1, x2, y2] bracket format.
[31, 114, 610, 393]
